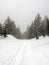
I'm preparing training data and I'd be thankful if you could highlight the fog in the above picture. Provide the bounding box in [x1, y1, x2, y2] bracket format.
[0, 0, 49, 32]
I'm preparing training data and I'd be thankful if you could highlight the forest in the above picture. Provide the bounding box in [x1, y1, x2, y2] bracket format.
[0, 14, 49, 39]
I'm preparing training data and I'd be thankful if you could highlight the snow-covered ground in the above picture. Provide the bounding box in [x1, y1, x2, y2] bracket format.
[0, 35, 49, 65]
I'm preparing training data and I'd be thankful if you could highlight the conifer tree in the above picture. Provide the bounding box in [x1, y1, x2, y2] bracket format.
[34, 14, 41, 39]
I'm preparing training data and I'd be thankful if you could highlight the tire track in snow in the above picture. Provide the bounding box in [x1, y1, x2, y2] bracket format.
[9, 41, 26, 65]
[6, 41, 25, 65]
[16, 41, 27, 65]
[19, 40, 28, 65]
[19, 41, 33, 65]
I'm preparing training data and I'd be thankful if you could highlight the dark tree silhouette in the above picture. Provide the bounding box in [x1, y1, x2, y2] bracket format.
[46, 17, 49, 35]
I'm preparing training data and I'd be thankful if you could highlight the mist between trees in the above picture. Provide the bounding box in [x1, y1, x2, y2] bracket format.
[0, 13, 49, 39]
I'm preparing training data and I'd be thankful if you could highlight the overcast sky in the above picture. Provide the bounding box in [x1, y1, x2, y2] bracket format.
[0, 0, 49, 32]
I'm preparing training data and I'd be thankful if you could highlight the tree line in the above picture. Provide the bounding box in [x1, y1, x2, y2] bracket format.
[0, 14, 49, 39]
[0, 17, 21, 39]
[25, 14, 49, 39]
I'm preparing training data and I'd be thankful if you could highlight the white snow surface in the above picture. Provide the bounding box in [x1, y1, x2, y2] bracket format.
[0, 35, 49, 65]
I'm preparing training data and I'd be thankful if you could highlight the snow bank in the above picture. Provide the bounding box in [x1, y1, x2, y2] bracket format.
[29, 36, 49, 47]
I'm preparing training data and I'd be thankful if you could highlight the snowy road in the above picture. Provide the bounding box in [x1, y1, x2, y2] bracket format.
[13, 40, 49, 65]
[0, 35, 49, 65]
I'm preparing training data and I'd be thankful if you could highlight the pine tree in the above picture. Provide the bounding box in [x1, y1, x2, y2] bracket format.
[4, 17, 21, 38]
[40, 22, 46, 37]
[4, 17, 16, 35]
[3, 26, 7, 37]
[28, 22, 35, 39]
[46, 17, 49, 35]
[25, 25, 30, 39]
[0, 23, 2, 35]
[34, 14, 41, 39]
[15, 27, 21, 39]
